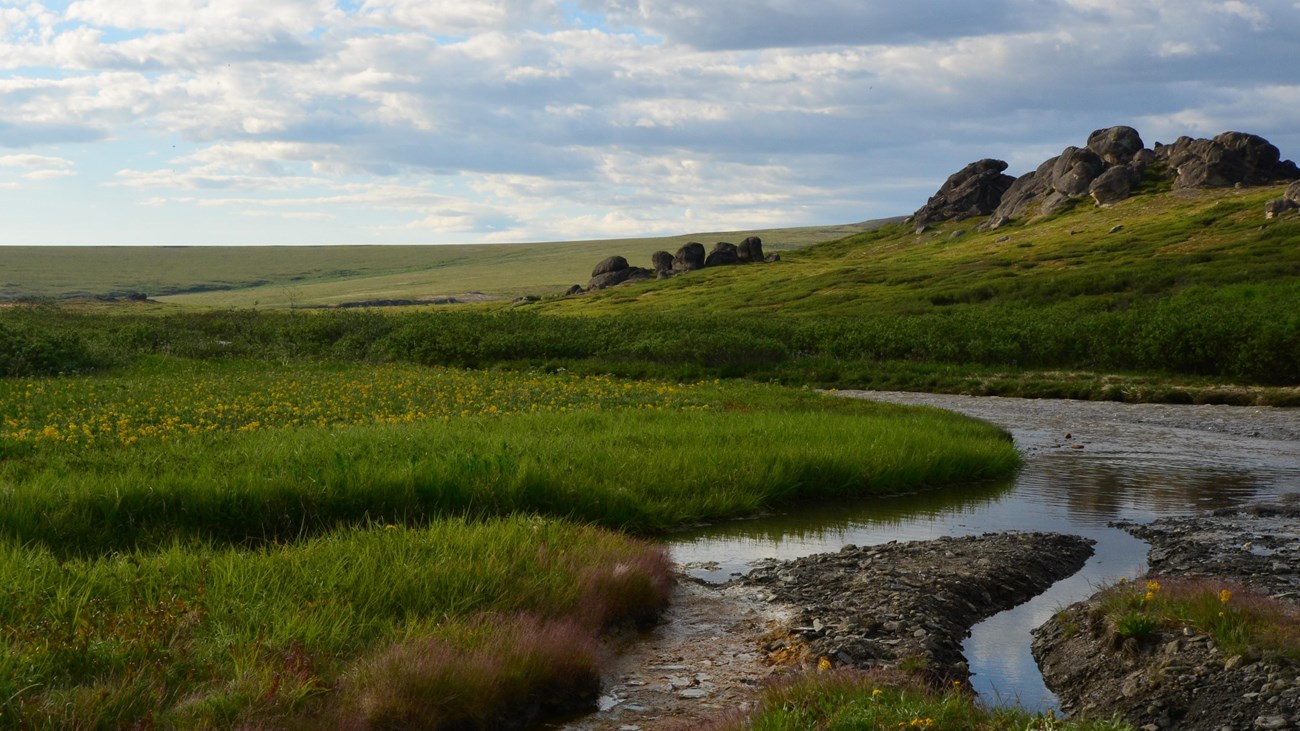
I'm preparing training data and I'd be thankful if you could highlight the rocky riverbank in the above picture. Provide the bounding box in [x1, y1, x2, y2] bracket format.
[1034, 497, 1300, 731]
[741, 532, 1094, 684]
[558, 531, 1094, 730]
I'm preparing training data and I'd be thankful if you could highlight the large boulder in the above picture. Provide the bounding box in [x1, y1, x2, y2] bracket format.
[705, 242, 739, 267]
[588, 266, 653, 290]
[1086, 126, 1144, 166]
[737, 236, 764, 262]
[650, 250, 674, 276]
[1214, 131, 1282, 182]
[1048, 147, 1106, 197]
[591, 255, 628, 278]
[1089, 165, 1139, 206]
[672, 242, 706, 272]
[912, 159, 1016, 228]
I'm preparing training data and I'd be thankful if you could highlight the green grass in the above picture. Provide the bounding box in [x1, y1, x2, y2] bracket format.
[0, 360, 1018, 555]
[1098, 577, 1300, 661]
[537, 186, 1299, 318]
[0, 358, 1020, 727]
[0, 517, 672, 729]
[0, 221, 886, 306]
[4, 184, 1298, 397]
[697, 669, 1133, 731]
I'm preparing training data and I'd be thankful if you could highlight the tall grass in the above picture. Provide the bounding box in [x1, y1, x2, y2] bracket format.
[0, 518, 673, 729]
[0, 366, 1017, 555]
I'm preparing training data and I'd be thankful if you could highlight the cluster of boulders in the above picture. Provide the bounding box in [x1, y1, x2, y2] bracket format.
[572, 237, 779, 293]
[912, 126, 1300, 232]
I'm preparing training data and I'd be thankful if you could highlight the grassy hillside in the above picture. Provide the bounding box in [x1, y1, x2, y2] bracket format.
[0, 222, 886, 307]
[534, 185, 1299, 318]
[3, 184, 1297, 401]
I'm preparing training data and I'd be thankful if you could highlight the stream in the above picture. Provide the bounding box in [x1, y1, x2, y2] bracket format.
[668, 392, 1300, 712]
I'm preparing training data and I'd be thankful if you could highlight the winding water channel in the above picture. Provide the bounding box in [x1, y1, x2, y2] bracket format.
[668, 392, 1300, 712]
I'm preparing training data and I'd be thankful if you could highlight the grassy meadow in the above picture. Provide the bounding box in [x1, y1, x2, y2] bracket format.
[0, 356, 1019, 728]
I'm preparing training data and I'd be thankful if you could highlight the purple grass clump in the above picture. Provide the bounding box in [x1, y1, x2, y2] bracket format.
[339, 613, 602, 731]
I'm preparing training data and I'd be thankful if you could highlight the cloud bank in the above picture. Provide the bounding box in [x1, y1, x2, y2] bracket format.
[0, 0, 1296, 244]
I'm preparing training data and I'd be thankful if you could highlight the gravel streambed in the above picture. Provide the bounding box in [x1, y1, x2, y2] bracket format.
[742, 532, 1094, 684]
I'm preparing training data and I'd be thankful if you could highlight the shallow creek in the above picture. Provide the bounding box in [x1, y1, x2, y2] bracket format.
[669, 392, 1300, 712]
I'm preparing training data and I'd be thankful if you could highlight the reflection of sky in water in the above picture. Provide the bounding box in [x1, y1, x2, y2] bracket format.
[667, 394, 1300, 713]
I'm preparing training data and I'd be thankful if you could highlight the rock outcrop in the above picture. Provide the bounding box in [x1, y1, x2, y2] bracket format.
[577, 237, 776, 293]
[912, 159, 1016, 229]
[912, 126, 1299, 232]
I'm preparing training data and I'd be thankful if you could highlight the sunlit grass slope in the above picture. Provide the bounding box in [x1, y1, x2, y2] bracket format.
[0, 221, 884, 307]
[537, 185, 1299, 318]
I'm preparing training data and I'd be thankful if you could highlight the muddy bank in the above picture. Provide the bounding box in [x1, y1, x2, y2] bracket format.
[555, 578, 790, 731]
[1034, 498, 1300, 731]
[741, 532, 1094, 684]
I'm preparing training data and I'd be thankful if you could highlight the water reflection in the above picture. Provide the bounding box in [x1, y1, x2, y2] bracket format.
[667, 392, 1300, 712]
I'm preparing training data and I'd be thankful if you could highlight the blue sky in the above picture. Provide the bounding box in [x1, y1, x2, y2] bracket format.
[1, 0, 1297, 245]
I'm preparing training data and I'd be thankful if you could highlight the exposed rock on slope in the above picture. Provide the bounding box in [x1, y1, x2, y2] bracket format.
[579, 238, 778, 292]
[912, 159, 1016, 230]
[912, 126, 1300, 231]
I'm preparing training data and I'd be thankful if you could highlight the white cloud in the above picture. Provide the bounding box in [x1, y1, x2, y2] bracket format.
[0, 152, 76, 179]
[0, 0, 1297, 244]
[1216, 1, 1269, 28]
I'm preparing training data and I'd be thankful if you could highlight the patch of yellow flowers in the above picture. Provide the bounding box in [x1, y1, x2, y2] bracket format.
[2, 364, 708, 447]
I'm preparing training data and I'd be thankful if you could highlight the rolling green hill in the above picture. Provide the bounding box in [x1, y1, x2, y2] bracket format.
[3, 184, 1297, 402]
[0, 222, 886, 307]
[532, 185, 1299, 319]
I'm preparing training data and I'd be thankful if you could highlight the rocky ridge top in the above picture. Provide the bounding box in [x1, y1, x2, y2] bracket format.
[912, 126, 1300, 232]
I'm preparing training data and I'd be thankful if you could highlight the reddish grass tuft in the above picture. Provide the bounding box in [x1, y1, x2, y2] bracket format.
[338, 613, 602, 731]
[576, 546, 675, 629]
[1155, 576, 1300, 658]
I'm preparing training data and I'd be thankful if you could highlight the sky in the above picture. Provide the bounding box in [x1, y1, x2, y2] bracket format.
[1, 0, 1298, 246]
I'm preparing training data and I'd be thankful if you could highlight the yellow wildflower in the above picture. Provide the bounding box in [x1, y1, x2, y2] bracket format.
[1219, 589, 1231, 604]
